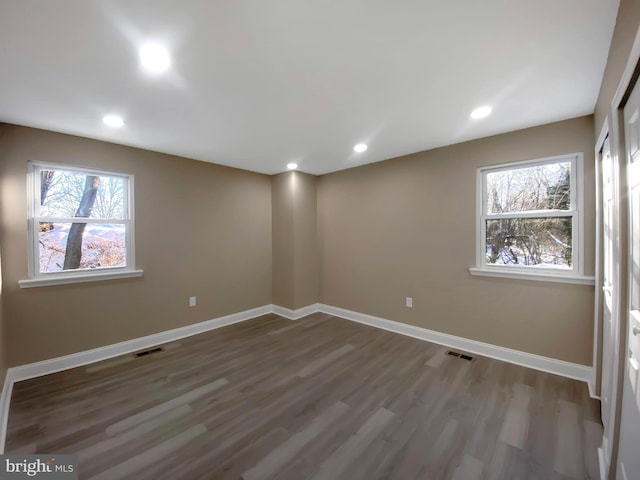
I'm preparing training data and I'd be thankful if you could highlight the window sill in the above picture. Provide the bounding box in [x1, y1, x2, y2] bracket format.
[19, 269, 144, 288]
[468, 267, 595, 285]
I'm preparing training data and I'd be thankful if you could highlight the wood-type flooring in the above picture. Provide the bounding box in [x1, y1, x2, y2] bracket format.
[5, 313, 602, 479]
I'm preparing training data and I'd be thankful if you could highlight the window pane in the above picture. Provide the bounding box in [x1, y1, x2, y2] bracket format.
[39, 222, 126, 273]
[486, 161, 571, 213]
[485, 217, 572, 268]
[39, 169, 126, 219]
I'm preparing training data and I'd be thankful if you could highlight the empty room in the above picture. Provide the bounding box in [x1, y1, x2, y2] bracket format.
[1, 1, 640, 479]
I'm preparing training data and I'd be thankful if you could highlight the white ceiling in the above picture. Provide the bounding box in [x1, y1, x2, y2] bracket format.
[0, 1, 620, 175]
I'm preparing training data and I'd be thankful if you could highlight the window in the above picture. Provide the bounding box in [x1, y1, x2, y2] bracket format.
[20, 162, 142, 288]
[471, 153, 590, 284]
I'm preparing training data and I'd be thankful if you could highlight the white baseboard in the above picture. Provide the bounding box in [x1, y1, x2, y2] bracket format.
[0, 372, 14, 455]
[272, 303, 320, 320]
[0, 304, 273, 453]
[318, 304, 594, 388]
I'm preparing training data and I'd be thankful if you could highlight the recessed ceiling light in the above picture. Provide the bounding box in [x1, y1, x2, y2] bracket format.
[287, 162, 298, 170]
[103, 114, 124, 128]
[470, 106, 492, 119]
[354, 143, 368, 153]
[139, 43, 171, 73]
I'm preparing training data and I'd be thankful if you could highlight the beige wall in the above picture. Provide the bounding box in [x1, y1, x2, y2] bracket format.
[272, 171, 319, 310]
[318, 116, 596, 365]
[293, 172, 319, 309]
[0, 124, 272, 366]
[271, 173, 295, 308]
[594, 0, 640, 134]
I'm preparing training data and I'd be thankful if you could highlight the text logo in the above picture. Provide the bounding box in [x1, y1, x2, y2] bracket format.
[0, 455, 77, 479]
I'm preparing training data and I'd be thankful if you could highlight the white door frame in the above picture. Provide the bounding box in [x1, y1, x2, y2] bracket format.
[597, 119, 627, 480]
[594, 120, 608, 401]
[617, 68, 640, 480]
[601, 22, 640, 480]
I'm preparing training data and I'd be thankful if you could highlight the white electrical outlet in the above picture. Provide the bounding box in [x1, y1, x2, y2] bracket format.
[189, 296, 196, 307]
[406, 297, 413, 308]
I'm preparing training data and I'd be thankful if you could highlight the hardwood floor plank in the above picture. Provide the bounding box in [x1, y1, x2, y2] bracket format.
[384, 364, 435, 416]
[267, 322, 302, 336]
[583, 419, 603, 479]
[105, 378, 228, 436]
[553, 400, 585, 479]
[297, 344, 356, 377]
[143, 426, 290, 480]
[498, 383, 533, 449]
[340, 402, 426, 480]
[269, 389, 396, 480]
[242, 401, 350, 480]
[310, 407, 395, 480]
[425, 347, 448, 368]
[422, 418, 461, 478]
[302, 313, 333, 328]
[486, 441, 528, 480]
[203, 427, 291, 480]
[451, 454, 485, 480]
[386, 414, 439, 479]
[88, 424, 208, 480]
[78, 404, 193, 462]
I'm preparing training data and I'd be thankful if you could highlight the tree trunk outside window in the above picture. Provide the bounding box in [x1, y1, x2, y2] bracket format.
[63, 175, 100, 270]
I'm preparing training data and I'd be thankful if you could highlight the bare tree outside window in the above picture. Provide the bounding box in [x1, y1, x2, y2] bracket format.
[35, 166, 128, 273]
[482, 159, 575, 270]
[62, 175, 100, 270]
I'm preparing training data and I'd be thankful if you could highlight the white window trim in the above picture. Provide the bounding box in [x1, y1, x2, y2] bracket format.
[469, 153, 595, 285]
[468, 267, 594, 285]
[18, 269, 144, 288]
[20, 161, 143, 288]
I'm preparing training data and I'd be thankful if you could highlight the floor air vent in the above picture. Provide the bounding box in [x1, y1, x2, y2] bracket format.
[134, 347, 164, 358]
[446, 350, 473, 361]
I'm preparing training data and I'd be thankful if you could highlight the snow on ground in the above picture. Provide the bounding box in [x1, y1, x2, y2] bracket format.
[39, 223, 125, 272]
